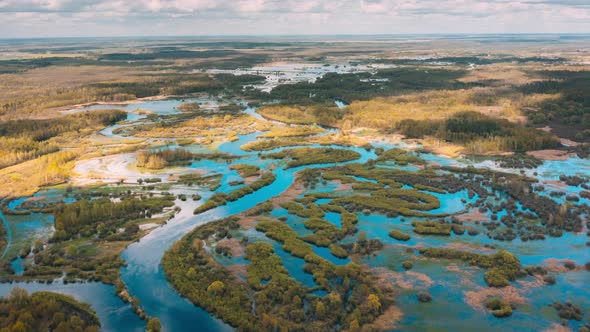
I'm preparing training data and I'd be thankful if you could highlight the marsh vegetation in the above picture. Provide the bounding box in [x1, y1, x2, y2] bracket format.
[1, 36, 589, 332]
[0, 288, 100, 332]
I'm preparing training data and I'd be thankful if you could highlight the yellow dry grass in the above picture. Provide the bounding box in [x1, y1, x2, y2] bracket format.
[259, 125, 325, 138]
[458, 64, 540, 85]
[0, 65, 176, 120]
[342, 89, 559, 129]
[134, 114, 257, 138]
[420, 137, 465, 158]
[256, 105, 326, 124]
[0, 66, 147, 100]
[0, 150, 80, 199]
[312, 132, 371, 148]
[343, 90, 478, 130]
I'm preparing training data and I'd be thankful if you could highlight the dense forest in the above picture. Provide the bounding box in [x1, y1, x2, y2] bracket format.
[249, 68, 474, 106]
[376, 55, 566, 66]
[53, 196, 175, 241]
[0, 288, 100, 332]
[396, 111, 560, 153]
[520, 70, 590, 141]
[0, 109, 126, 169]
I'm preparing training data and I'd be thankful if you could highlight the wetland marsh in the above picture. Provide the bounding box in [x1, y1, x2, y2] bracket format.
[0, 36, 589, 332]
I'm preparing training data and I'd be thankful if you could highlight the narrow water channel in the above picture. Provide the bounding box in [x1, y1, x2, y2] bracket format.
[1, 101, 589, 331]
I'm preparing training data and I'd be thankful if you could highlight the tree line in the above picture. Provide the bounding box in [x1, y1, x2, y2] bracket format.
[0, 288, 100, 332]
[53, 196, 175, 242]
[0, 109, 126, 169]
[397, 111, 560, 153]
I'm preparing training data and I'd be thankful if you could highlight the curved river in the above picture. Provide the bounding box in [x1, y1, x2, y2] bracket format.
[2, 100, 589, 331]
[120, 131, 377, 331]
[0, 212, 11, 260]
[0, 101, 377, 332]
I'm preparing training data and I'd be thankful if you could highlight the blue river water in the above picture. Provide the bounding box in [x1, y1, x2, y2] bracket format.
[0, 99, 589, 331]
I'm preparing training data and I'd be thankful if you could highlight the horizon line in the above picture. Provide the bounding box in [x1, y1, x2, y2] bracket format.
[2, 32, 590, 41]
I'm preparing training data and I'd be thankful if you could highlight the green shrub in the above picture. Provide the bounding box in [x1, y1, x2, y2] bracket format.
[485, 297, 513, 318]
[265, 148, 361, 169]
[329, 244, 349, 258]
[412, 221, 451, 236]
[402, 261, 413, 270]
[389, 230, 411, 241]
[419, 248, 521, 287]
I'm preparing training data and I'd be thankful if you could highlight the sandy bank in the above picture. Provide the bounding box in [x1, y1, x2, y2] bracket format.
[527, 150, 576, 161]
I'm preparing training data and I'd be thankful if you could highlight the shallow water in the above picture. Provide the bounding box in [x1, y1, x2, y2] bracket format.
[65, 97, 220, 117]
[119, 133, 377, 331]
[0, 281, 145, 331]
[2, 98, 590, 331]
[206, 62, 397, 93]
[335, 100, 348, 109]
[0, 212, 11, 260]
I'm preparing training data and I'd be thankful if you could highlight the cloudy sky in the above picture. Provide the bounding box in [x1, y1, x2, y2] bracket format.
[1, 0, 589, 38]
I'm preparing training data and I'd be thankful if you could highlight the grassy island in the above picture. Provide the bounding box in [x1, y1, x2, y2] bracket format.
[194, 172, 276, 214]
[265, 148, 361, 169]
[0, 288, 100, 332]
[163, 216, 393, 331]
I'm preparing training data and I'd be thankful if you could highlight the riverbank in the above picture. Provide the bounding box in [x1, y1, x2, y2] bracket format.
[57, 95, 173, 114]
[2, 88, 589, 332]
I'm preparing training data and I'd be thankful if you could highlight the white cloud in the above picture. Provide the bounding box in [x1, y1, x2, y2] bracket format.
[1, 0, 590, 37]
[165, 0, 219, 12]
[360, 0, 389, 14]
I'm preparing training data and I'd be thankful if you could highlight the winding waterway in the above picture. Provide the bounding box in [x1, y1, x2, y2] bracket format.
[1, 98, 589, 331]
[0, 100, 378, 331]
[0, 212, 11, 260]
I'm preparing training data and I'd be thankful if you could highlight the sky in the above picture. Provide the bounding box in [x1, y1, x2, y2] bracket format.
[0, 0, 590, 38]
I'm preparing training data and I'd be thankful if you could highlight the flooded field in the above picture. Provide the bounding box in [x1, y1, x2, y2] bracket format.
[1, 60, 589, 332]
